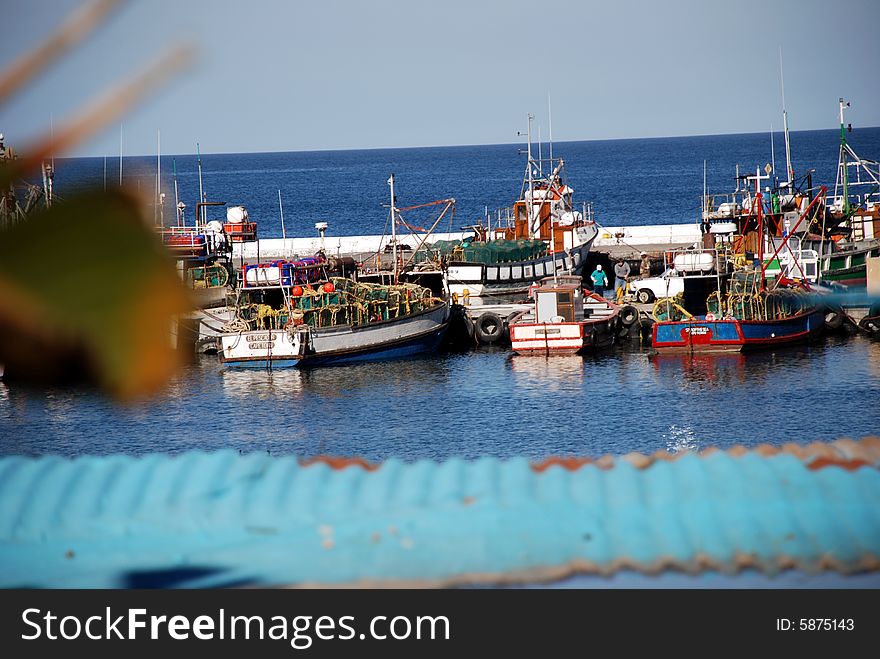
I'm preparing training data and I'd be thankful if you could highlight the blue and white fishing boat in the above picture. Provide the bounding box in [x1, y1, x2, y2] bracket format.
[218, 277, 450, 369]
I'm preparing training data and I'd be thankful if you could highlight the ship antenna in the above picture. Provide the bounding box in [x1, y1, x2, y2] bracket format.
[548, 92, 553, 164]
[779, 46, 793, 191]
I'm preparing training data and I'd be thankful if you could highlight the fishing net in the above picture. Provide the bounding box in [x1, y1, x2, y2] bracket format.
[415, 238, 548, 264]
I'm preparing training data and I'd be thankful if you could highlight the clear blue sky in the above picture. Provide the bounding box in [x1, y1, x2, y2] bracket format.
[2, 0, 879, 157]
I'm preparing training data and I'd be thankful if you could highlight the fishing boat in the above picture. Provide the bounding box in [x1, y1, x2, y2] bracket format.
[814, 99, 880, 287]
[219, 276, 450, 368]
[818, 239, 880, 287]
[417, 115, 598, 297]
[652, 195, 827, 353]
[508, 275, 628, 355]
[651, 293, 825, 353]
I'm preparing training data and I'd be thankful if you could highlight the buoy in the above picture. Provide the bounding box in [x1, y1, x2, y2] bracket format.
[323, 282, 336, 293]
[291, 285, 303, 297]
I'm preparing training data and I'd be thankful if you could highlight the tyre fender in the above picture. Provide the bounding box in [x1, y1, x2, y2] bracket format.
[474, 311, 504, 344]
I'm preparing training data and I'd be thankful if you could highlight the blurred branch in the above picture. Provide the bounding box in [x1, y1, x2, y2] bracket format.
[2, 43, 196, 183]
[0, 0, 123, 104]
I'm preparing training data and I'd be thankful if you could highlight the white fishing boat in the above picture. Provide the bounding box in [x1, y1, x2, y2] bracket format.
[218, 277, 450, 368]
[508, 276, 627, 355]
[419, 114, 598, 297]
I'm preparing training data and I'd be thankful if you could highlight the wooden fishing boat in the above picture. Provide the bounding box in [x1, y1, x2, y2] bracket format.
[219, 277, 450, 368]
[651, 305, 825, 353]
[508, 276, 627, 355]
[819, 239, 880, 287]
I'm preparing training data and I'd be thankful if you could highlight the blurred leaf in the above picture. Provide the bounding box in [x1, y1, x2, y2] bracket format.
[0, 188, 193, 399]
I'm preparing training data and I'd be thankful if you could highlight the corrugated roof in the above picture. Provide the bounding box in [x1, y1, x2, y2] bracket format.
[0, 439, 878, 587]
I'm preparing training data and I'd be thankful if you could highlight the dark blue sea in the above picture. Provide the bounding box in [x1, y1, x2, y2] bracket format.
[3, 129, 880, 459]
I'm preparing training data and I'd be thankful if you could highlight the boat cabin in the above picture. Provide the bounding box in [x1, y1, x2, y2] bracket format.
[534, 281, 583, 323]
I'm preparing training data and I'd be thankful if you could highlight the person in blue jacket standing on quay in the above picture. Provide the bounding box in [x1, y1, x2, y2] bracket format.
[590, 264, 609, 297]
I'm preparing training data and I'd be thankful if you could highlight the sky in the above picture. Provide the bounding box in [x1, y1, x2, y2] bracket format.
[1, 0, 879, 157]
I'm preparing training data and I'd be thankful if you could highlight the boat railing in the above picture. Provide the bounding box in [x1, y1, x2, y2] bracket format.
[701, 192, 754, 220]
[159, 226, 228, 260]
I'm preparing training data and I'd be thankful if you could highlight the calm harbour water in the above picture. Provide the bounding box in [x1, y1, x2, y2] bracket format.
[3, 129, 880, 458]
[3, 337, 879, 459]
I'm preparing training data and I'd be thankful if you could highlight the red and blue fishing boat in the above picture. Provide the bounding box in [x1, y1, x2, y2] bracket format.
[651, 306, 825, 353]
[652, 186, 828, 353]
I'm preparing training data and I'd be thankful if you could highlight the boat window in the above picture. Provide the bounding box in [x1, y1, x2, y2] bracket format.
[487, 267, 498, 281]
[851, 254, 866, 267]
[561, 254, 570, 270]
[511, 265, 523, 280]
[557, 292, 572, 303]
[534, 262, 545, 277]
[523, 265, 533, 278]
[500, 266, 511, 280]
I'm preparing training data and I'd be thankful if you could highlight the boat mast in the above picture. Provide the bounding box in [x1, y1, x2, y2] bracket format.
[702, 159, 707, 217]
[548, 93, 553, 164]
[756, 166, 765, 291]
[388, 173, 398, 283]
[779, 47, 793, 191]
[278, 189, 287, 254]
[839, 97, 851, 219]
[526, 113, 534, 237]
[172, 158, 180, 226]
[197, 142, 205, 228]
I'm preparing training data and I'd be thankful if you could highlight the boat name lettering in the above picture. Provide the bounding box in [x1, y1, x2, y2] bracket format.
[684, 327, 710, 335]
[248, 341, 276, 349]
[247, 333, 276, 341]
[535, 328, 562, 335]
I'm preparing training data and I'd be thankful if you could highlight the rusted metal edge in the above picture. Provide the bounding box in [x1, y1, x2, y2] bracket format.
[295, 436, 880, 472]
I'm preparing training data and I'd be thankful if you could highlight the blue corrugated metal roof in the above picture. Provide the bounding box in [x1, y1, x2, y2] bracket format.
[0, 445, 878, 587]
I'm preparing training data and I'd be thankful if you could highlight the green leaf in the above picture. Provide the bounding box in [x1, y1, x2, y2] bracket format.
[0, 188, 193, 399]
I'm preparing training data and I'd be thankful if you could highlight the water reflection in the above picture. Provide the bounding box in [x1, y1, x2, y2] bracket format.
[650, 353, 747, 388]
[221, 367, 306, 400]
[508, 354, 585, 392]
[219, 354, 450, 400]
[865, 337, 880, 379]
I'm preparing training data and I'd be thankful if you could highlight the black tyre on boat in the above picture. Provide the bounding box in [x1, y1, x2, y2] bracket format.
[824, 310, 844, 331]
[619, 305, 639, 327]
[474, 311, 504, 344]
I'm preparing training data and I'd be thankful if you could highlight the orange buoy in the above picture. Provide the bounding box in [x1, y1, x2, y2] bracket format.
[292, 285, 304, 297]
[323, 282, 335, 293]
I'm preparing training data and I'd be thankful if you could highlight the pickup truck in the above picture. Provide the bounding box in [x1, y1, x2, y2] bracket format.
[628, 269, 684, 303]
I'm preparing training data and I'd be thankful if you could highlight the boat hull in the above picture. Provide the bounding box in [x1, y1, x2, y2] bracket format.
[509, 295, 620, 355]
[220, 303, 450, 368]
[219, 329, 305, 368]
[651, 307, 825, 353]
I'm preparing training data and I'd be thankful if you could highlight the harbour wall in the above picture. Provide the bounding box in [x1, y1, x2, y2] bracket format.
[230, 223, 705, 261]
